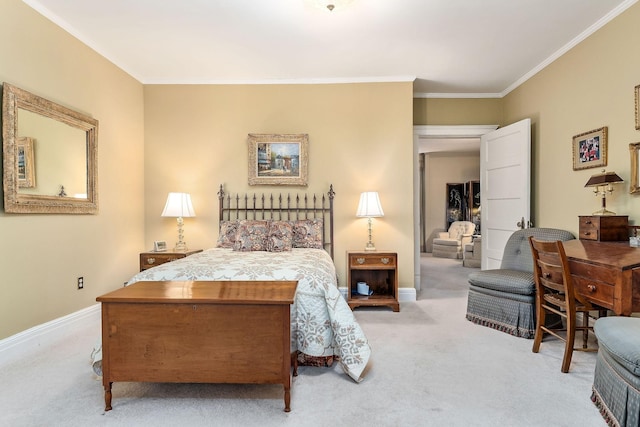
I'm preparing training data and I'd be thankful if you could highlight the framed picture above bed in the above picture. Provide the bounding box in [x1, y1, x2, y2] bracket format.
[248, 133, 308, 186]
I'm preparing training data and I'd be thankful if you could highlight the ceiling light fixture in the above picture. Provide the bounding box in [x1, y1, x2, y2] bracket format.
[310, 0, 355, 12]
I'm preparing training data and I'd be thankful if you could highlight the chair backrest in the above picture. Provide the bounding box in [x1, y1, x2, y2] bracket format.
[528, 237, 578, 309]
[448, 221, 476, 240]
[500, 228, 575, 272]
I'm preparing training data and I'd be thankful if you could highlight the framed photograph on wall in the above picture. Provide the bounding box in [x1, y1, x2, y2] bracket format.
[247, 133, 309, 186]
[572, 127, 608, 171]
[635, 84, 640, 130]
[17, 136, 36, 188]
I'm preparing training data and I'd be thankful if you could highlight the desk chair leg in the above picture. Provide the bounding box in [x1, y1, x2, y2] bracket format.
[532, 299, 545, 354]
[563, 311, 576, 373]
[582, 312, 589, 349]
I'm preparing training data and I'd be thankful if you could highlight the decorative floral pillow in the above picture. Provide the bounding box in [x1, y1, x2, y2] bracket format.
[267, 221, 293, 252]
[291, 218, 324, 249]
[217, 220, 239, 248]
[233, 220, 270, 251]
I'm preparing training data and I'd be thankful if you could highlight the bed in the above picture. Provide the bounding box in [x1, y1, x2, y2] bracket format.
[92, 185, 371, 383]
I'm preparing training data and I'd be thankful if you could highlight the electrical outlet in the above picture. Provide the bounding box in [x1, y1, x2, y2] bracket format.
[77, 276, 84, 289]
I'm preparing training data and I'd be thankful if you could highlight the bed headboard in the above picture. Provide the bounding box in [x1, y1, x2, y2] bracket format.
[217, 184, 335, 259]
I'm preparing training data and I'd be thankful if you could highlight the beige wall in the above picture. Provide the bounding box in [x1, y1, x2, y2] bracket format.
[0, 0, 145, 338]
[414, 98, 504, 126]
[503, 2, 640, 235]
[143, 83, 415, 291]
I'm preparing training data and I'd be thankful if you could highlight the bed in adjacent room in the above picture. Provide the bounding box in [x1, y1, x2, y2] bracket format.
[92, 185, 371, 383]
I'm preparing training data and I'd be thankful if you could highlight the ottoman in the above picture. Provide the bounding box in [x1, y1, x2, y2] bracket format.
[592, 317, 640, 427]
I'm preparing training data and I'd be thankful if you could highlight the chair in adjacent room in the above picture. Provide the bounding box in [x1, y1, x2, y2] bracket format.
[529, 236, 604, 373]
[462, 236, 481, 268]
[432, 221, 476, 259]
[466, 228, 574, 339]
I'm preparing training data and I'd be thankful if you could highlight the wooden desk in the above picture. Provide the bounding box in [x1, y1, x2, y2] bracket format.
[97, 280, 298, 412]
[563, 240, 640, 316]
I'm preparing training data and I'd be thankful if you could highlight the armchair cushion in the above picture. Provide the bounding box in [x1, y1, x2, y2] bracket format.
[468, 269, 535, 296]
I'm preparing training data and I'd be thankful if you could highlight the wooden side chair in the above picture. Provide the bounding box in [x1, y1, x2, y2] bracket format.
[528, 236, 604, 373]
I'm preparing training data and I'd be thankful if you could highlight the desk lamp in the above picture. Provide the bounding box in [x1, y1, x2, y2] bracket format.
[584, 170, 623, 215]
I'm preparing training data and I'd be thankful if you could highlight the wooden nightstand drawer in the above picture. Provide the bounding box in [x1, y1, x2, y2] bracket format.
[349, 253, 396, 269]
[139, 249, 202, 271]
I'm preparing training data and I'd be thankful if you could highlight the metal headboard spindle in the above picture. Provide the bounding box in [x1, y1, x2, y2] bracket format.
[217, 184, 335, 259]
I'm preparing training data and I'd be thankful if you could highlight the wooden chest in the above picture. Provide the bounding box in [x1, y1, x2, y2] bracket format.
[97, 280, 297, 412]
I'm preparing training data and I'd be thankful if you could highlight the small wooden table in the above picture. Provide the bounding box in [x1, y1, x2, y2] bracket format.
[97, 280, 298, 412]
[563, 240, 640, 316]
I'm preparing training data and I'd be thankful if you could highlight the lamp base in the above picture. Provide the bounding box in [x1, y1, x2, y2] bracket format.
[364, 241, 376, 251]
[592, 208, 616, 216]
[174, 241, 189, 251]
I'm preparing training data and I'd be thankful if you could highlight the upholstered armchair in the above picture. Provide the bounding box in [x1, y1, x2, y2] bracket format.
[465, 227, 574, 338]
[432, 221, 476, 259]
[462, 236, 481, 268]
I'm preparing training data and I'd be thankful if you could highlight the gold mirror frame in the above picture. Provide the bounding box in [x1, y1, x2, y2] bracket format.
[2, 83, 98, 214]
[630, 142, 640, 194]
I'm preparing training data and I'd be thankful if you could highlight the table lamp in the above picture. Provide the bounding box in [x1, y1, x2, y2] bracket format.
[356, 191, 384, 251]
[161, 192, 196, 251]
[584, 170, 623, 216]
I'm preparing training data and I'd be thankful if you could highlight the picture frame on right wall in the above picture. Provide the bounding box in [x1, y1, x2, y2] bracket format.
[635, 84, 640, 130]
[630, 142, 640, 193]
[572, 127, 608, 171]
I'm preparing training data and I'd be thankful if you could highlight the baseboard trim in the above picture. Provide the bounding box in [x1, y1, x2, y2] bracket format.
[0, 303, 100, 366]
[339, 287, 417, 303]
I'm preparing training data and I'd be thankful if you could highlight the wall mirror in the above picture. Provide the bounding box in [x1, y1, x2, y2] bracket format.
[630, 142, 640, 194]
[2, 83, 98, 214]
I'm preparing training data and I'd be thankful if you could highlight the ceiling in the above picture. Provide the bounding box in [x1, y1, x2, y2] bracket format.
[24, 0, 635, 97]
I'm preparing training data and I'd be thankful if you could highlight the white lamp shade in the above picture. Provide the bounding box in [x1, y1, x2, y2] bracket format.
[161, 192, 196, 218]
[356, 192, 384, 218]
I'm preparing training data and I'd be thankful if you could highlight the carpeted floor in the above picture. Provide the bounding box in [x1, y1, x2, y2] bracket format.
[0, 254, 605, 426]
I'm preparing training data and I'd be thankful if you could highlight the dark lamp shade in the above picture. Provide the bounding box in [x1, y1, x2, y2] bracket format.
[584, 171, 623, 187]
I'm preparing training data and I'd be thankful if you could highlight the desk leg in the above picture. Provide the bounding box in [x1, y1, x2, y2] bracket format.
[104, 382, 113, 411]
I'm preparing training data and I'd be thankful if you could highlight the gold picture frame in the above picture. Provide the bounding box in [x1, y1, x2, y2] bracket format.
[630, 142, 640, 193]
[17, 136, 36, 188]
[635, 84, 640, 131]
[572, 127, 607, 171]
[247, 133, 308, 186]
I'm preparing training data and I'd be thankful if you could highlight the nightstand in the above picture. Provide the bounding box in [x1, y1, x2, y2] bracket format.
[347, 251, 399, 312]
[139, 249, 203, 271]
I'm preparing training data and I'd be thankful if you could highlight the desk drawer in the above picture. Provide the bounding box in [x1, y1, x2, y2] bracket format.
[573, 277, 614, 309]
[569, 260, 615, 309]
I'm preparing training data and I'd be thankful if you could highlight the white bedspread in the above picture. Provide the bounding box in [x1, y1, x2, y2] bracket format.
[92, 248, 370, 382]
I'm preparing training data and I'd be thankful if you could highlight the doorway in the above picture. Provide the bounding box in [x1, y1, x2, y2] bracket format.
[412, 125, 498, 291]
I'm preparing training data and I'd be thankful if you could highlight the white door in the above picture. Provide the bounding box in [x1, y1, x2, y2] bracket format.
[480, 118, 531, 269]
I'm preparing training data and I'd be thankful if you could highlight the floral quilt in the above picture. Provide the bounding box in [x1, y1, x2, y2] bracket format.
[92, 248, 370, 382]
